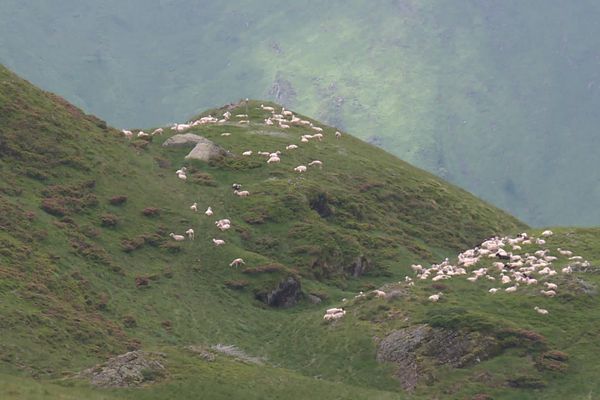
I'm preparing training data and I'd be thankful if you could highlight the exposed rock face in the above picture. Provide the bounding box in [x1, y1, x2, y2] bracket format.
[80, 351, 166, 387]
[162, 133, 230, 162]
[256, 276, 301, 308]
[377, 325, 500, 391]
[347, 255, 371, 277]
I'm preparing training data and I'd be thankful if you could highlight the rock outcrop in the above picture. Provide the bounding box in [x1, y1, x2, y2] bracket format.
[79, 351, 166, 387]
[162, 133, 230, 162]
[255, 276, 301, 308]
[377, 324, 500, 391]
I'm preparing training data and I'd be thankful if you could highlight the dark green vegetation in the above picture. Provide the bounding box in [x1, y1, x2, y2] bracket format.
[1, 64, 600, 399]
[1, 1, 600, 226]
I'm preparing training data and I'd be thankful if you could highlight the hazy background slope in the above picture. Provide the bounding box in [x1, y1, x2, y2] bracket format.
[1, 0, 600, 226]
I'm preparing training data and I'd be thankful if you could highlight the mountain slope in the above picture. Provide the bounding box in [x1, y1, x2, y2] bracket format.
[2, 1, 600, 226]
[4, 64, 599, 399]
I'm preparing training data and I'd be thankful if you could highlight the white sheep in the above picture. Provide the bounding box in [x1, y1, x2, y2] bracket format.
[279, 123, 290, 129]
[267, 156, 281, 164]
[312, 126, 323, 132]
[541, 230, 554, 237]
[242, 150, 253, 156]
[540, 290, 556, 297]
[562, 266, 573, 274]
[234, 190, 250, 197]
[229, 258, 245, 267]
[312, 133, 323, 141]
[177, 173, 187, 181]
[212, 238, 226, 246]
[488, 288, 499, 294]
[265, 118, 274, 126]
[170, 233, 185, 241]
[151, 128, 164, 135]
[335, 131, 342, 139]
[236, 114, 248, 118]
[221, 132, 231, 137]
[428, 293, 443, 302]
[286, 144, 298, 150]
[294, 165, 307, 173]
[205, 207, 213, 216]
[326, 308, 344, 314]
[301, 137, 309, 143]
[308, 160, 323, 168]
[261, 104, 275, 112]
[190, 202, 198, 212]
[185, 228, 195, 240]
[372, 290, 386, 298]
[534, 306, 549, 315]
[122, 129, 133, 139]
[238, 120, 250, 125]
[176, 167, 187, 175]
[544, 282, 558, 290]
[137, 131, 149, 138]
[505, 284, 518, 293]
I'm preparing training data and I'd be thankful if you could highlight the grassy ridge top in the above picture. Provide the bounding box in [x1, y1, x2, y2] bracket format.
[13, 64, 600, 399]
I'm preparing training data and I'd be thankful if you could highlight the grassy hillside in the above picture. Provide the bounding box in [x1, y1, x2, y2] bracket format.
[1, 1, 600, 226]
[2, 64, 600, 399]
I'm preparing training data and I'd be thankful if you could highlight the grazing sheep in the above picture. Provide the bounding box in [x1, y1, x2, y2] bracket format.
[170, 233, 185, 241]
[205, 207, 213, 216]
[242, 150, 253, 156]
[308, 160, 323, 168]
[294, 165, 307, 173]
[265, 118, 274, 126]
[286, 144, 298, 150]
[488, 288, 499, 294]
[540, 290, 556, 297]
[562, 266, 573, 274]
[176, 167, 187, 175]
[372, 290, 386, 298]
[279, 123, 290, 129]
[335, 131, 342, 139]
[190, 202, 198, 212]
[137, 131, 149, 138]
[223, 111, 231, 119]
[151, 128, 164, 135]
[229, 258, 245, 267]
[185, 228, 195, 240]
[267, 156, 281, 164]
[301, 137, 309, 143]
[236, 114, 248, 118]
[544, 282, 558, 290]
[261, 104, 275, 112]
[212, 238, 226, 246]
[122, 129, 133, 139]
[177, 173, 187, 181]
[234, 190, 250, 197]
[238, 120, 250, 124]
[312, 126, 323, 132]
[428, 293, 443, 302]
[312, 133, 323, 141]
[541, 230, 554, 237]
[534, 306, 549, 315]
[221, 132, 231, 137]
[505, 284, 518, 293]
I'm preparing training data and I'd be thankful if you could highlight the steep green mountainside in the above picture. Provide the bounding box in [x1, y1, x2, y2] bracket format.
[1, 1, 600, 227]
[2, 65, 600, 399]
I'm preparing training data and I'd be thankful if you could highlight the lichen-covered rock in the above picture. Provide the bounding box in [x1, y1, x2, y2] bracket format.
[377, 324, 500, 391]
[346, 255, 371, 277]
[255, 276, 301, 307]
[79, 351, 166, 387]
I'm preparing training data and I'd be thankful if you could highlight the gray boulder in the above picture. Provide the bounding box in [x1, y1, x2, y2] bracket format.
[79, 351, 166, 387]
[162, 133, 211, 147]
[256, 276, 302, 308]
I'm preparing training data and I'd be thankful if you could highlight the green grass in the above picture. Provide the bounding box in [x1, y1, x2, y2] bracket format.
[2, 64, 600, 399]
[3, 1, 600, 226]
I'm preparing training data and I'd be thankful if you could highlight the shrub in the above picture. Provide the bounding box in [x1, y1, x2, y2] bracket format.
[100, 213, 119, 227]
[122, 315, 137, 328]
[189, 171, 217, 186]
[121, 237, 145, 253]
[135, 276, 150, 288]
[224, 279, 250, 290]
[160, 242, 182, 254]
[242, 263, 285, 275]
[154, 156, 171, 169]
[142, 207, 160, 217]
[109, 195, 128, 206]
[41, 198, 67, 216]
